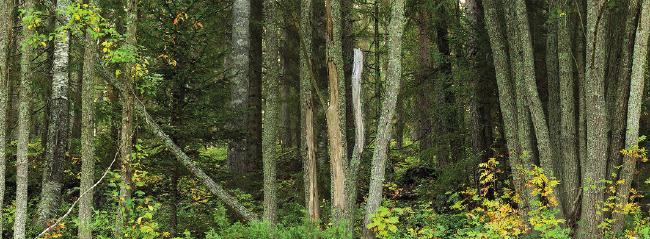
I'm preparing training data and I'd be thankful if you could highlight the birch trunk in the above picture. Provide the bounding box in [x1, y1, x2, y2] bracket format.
[363, 0, 405, 237]
[38, 0, 72, 226]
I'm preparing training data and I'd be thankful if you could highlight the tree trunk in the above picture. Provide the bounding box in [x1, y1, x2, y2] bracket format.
[117, 0, 137, 234]
[300, 0, 320, 223]
[325, 0, 349, 226]
[415, 5, 434, 163]
[483, 0, 529, 219]
[248, 0, 263, 175]
[228, 0, 252, 173]
[578, 1, 609, 238]
[38, 0, 72, 226]
[607, 0, 640, 181]
[78, 21, 97, 239]
[0, 0, 13, 235]
[362, 0, 405, 237]
[557, 0, 580, 223]
[612, 0, 650, 233]
[13, 0, 35, 236]
[262, 0, 280, 223]
[346, 49, 364, 214]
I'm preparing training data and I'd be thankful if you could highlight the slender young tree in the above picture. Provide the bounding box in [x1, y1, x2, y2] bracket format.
[299, 0, 320, 223]
[38, 0, 72, 226]
[0, 0, 13, 235]
[14, 0, 36, 237]
[262, 0, 280, 224]
[612, 0, 650, 233]
[79, 8, 98, 238]
[363, 0, 405, 237]
[118, 0, 137, 233]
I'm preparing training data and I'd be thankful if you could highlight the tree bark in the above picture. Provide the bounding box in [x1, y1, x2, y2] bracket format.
[607, 0, 640, 180]
[578, 1, 609, 238]
[325, 0, 349, 225]
[363, 0, 405, 237]
[262, 0, 280, 223]
[346, 49, 364, 214]
[78, 15, 98, 239]
[556, 0, 580, 223]
[13, 0, 35, 236]
[248, 0, 263, 174]
[38, 0, 72, 226]
[483, 0, 529, 219]
[612, 0, 650, 233]
[228, 0, 252, 173]
[117, 0, 137, 234]
[300, 0, 320, 223]
[0, 0, 13, 235]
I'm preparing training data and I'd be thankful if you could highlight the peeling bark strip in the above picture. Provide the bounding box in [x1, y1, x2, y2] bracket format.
[346, 48, 364, 212]
[612, 0, 650, 233]
[363, 0, 405, 237]
[97, 64, 258, 221]
[325, 0, 349, 225]
[299, 0, 319, 223]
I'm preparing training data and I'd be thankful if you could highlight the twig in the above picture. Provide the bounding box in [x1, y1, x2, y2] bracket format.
[35, 149, 120, 239]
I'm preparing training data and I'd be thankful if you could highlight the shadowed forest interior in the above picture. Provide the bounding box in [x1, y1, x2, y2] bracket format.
[2, 0, 650, 238]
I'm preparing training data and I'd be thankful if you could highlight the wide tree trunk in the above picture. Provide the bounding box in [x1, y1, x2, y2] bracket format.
[612, 0, 650, 233]
[0, 0, 13, 235]
[14, 0, 35, 236]
[37, 0, 72, 226]
[362, 0, 405, 237]
[578, 0, 609, 238]
[78, 24, 97, 239]
[262, 0, 280, 223]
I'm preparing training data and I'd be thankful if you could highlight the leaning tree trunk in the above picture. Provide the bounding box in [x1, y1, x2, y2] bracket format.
[324, 0, 350, 226]
[14, 0, 35, 236]
[79, 15, 98, 239]
[0, 0, 13, 235]
[98, 64, 259, 221]
[37, 0, 72, 227]
[483, 0, 530, 220]
[262, 0, 280, 223]
[362, 0, 405, 238]
[299, 0, 320, 223]
[612, 0, 650, 233]
[578, 1, 609, 238]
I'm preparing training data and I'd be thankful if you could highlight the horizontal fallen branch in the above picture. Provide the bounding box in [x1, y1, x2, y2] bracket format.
[96, 62, 259, 221]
